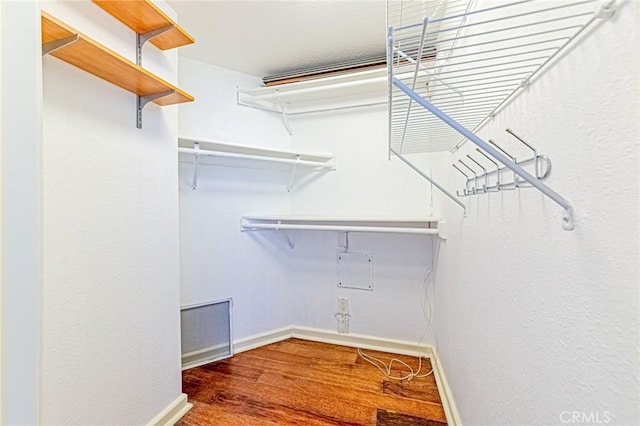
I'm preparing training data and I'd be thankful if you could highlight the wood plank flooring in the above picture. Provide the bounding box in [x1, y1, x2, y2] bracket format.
[177, 338, 447, 426]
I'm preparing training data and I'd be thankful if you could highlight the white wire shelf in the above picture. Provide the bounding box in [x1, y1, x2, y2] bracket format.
[240, 216, 441, 236]
[178, 136, 335, 190]
[388, 0, 614, 154]
[237, 68, 388, 117]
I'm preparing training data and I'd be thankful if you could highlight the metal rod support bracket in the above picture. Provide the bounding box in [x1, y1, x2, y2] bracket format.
[391, 147, 467, 218]
[137, 90, 175, 129]
[42, 34, 79, 55]
[191, 143, 200, 189]
[282, 230, 295, 250]
[595, 0, 616, 19]
[275, 93, 293, 135]
[287, 156, 300, 192]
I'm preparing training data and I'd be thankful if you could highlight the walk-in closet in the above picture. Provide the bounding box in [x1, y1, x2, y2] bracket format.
[1, 0, 638, 425]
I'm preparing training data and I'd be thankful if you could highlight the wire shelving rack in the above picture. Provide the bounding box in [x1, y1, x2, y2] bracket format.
[388, 0, 614, 154]
[387, 0, 616, 229]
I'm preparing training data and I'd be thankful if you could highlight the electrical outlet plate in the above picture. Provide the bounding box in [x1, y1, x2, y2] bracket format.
[338, 297, 349, 314]
[337, 252, 373, 291]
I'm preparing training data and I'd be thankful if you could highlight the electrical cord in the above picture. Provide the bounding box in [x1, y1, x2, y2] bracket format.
[357, 251, 437, 381]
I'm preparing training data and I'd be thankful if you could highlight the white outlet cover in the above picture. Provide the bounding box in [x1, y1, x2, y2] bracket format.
[337, 252, 373, 291]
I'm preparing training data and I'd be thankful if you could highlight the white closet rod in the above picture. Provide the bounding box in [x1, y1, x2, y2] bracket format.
[241, 222, 439, 235]
[178, 147, 333, 168]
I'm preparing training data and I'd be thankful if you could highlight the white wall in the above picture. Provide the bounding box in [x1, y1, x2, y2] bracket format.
[434, 1, 640, 424]
[40, 1, 183, 424]
[178, 58, 443, 345]
[287, 109, 448, 342]
[178, 58, 293, 339]
[1, 1, 42, 424]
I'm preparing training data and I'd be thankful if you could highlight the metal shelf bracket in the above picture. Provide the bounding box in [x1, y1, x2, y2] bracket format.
[391, 148, 467, 218]
[42, 34, 79, 55]
[137, 89, 174, 129]
[136, 25, 174, 65]
[191, 142, 200, 189]
[275, 92, 293, 135]
[287, 156, 300, 192]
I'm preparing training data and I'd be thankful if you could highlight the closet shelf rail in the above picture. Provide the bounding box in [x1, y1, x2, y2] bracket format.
[178, 137, 335, 190]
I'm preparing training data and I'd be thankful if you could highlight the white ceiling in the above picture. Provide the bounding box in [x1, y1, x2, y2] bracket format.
[167, 0, 387, 78]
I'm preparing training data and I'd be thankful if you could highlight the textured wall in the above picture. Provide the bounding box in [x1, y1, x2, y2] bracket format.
[41, 1, 182, 424]
[434, 1, 640, 424]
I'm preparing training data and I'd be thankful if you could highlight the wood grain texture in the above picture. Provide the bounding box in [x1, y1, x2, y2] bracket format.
[92, 0, 194, 49]
[377, 409, 447, 426]
[177, 338, 447, 426]
[41, 12, 193, 105]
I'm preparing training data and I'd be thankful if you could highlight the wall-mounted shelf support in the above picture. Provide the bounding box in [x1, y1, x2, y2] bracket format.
[191, 142, 200, 189]
[136, 24, 173, 65]
[391, 147, 467, 217]
[137, 89, 175, 129]
[42, 34, 78, 55]
[278, 101, 293, 135]
[287, 156, 300, 192]
[282, 231, 295, 249]
[393, 77, 574, 230]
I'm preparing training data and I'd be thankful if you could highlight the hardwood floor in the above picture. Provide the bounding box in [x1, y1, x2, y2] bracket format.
[177, 338, 447, 425]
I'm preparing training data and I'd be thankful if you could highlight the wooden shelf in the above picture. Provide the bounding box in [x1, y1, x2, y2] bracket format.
[92, 0, 194, 50]
[42, 11, 194, 107]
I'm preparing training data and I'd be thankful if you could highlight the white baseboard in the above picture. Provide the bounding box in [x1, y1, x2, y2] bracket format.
[292, 326, 434, 357]
[430, 348, 461, 426]
[147, 393, 192, 426]
[231, 325, 460, 425]
[233, 325, 293, 354]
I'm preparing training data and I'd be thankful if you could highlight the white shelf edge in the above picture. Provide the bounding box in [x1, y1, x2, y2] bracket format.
[178, 136, 334, 164]
[236, 68, 393, 117]
[241, 215, 439, 223]
[238, 68, 388, 97]
[178, 147, 335, 169]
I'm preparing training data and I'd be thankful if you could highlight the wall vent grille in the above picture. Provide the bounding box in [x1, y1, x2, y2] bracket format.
[180, 298, 233, 370]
